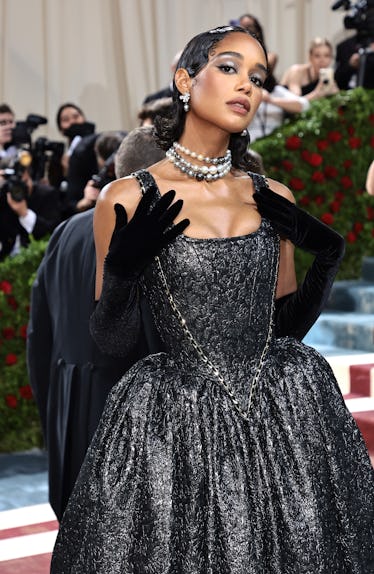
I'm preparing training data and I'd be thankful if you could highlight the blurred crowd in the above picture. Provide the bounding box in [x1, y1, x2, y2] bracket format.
[1, 8, 373, 262]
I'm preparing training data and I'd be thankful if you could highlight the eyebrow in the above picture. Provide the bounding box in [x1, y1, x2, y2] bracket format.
[213, 50, 268, 74]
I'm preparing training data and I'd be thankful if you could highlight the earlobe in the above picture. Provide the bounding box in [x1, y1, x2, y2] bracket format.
[174, 68, 191, 95]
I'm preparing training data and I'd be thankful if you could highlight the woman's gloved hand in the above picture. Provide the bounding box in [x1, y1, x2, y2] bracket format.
[253, 185, 345, 340]
[105, 189, 190, 278]
[253, 185, 345, 258]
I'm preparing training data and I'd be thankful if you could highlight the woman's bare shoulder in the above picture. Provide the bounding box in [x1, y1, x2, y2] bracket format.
[266, 177, 296, 204]
[99, 174, 141, 204]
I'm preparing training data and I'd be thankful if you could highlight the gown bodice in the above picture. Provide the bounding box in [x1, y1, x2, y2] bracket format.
[135, 170, 280, 419]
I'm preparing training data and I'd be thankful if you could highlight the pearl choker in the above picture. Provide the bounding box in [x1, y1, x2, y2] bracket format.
[166, 142, 232, 182]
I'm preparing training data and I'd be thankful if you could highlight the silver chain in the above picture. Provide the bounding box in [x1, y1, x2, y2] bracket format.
[155, 245, 279, 422]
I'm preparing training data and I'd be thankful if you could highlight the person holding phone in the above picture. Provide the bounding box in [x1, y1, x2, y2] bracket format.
[281, 37, 339, 100]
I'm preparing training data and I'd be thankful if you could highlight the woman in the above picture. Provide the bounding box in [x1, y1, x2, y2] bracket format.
[281, 37, 338, 100]
[51, 26, 373, 573]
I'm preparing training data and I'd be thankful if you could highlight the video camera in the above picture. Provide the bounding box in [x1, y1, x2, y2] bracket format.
[10, 113, 64, 181]
[331, 0, 374, 39]
[0, 150, 32, 202]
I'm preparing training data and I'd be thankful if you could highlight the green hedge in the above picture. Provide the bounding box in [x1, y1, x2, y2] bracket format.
[251, 87, 374, 281]
[0, 239, 47, 451]
[0, 88, 373, 452]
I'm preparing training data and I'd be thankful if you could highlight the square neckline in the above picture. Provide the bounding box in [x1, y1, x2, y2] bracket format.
[134, 169, 267, 243]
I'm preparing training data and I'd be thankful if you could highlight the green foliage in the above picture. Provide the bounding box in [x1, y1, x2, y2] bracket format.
[251, 87, 374, 280]
[0, 239, 48, 451]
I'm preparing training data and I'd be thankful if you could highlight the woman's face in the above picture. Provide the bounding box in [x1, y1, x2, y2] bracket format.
[187, 32, 267, 135]
[309, 45, 332, 72]
[59, 106, 85, 134]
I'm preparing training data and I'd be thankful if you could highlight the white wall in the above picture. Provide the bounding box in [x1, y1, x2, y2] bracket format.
[0, 0, 353, 140]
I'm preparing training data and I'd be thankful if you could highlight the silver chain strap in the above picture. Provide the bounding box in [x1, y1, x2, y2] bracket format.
[155, 245, 279, 422]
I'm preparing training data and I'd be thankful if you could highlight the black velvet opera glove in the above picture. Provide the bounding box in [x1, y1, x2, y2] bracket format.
[253, 186, 345, 340]
[90, 190, 189, 357]
[105, 189, 190, 278]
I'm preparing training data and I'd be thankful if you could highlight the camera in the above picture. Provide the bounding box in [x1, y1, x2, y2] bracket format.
[0, 150, 32, 202]
[332, 0, 374, 37]
[9, 113, 64, 181]
[91, 151, 116, 190]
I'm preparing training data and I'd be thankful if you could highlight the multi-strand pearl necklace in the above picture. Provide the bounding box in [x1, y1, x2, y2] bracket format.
[166, 142, 232, 182]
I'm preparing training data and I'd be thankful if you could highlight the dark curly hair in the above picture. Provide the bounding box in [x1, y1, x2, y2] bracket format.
[154, 25, 268, 172]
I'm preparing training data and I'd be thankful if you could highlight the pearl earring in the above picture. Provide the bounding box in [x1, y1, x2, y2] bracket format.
[179, 92, 190, 112]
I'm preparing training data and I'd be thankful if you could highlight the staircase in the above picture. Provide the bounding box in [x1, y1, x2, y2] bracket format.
[304, 257, 374, 458]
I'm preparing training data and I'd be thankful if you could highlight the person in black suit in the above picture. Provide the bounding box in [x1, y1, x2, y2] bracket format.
[334, 33, 374, 89]
[0, 162, 61, 260]
[27, 125, 165, 521]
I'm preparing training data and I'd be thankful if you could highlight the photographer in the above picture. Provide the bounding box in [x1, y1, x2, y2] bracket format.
[0, 156, 62, 260]
[73, 130, 125, 213]
[333, 0, 374, 89]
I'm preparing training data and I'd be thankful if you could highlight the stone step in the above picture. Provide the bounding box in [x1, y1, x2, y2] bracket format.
[304, 312, 374, 353]
[362, 257, 374, 283]
[327, 282, 374, 314]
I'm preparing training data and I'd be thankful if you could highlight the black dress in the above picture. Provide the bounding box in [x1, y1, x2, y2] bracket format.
[51, 170, 374, 573]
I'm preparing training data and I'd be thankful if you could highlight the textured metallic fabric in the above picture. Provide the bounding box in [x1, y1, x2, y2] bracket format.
[51, 171, 374, 573]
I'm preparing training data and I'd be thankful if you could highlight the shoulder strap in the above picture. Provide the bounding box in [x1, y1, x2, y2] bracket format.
[133, 169, 160, 199]
[248, 171, 268, 192]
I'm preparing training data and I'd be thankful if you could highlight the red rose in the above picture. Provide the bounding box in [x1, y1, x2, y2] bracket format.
[334, 191, 344, 201]
[341, 176, 353, 189]
[289, 177, 305, 191]
[317, 140, 329, 152]
[5, 353, 18, 366]
[370, 136, 374, 149]
[19, 385, 33, 400]
[369, 114, 374, 126]
[328, 131, 343, 143]
[315, 195, 325, 205]
[285, 135, 302, 150]
[353, 222, 363, 233]
[347, 125, 355, 136]
[2, 327, 15, 340]
[282, 159, 294, 172]
[330, 201, 341, 213]
[372, 229, 374, 238]
[321, 213, 334, 225]
[19, 325, 28, 339]
[5, 395, 18, 408]
[324, 166, 338, 178]
[343, 159, 352, 169]
[7, 296, 18, 310]
[367, 206, 374, 221]
[348, 137, 361, 149]
[309, 153, 323, 167]
[0, 281, 12, 294]
[347, 231, 357, 243]
[311, 171, 325, 183]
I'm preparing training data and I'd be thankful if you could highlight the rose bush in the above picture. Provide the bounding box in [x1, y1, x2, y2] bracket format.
[0, 239, 47, 451]
[251, 87, 374, 280]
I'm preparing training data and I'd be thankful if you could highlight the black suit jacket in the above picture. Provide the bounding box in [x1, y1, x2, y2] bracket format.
[334, 36, 359, 90]
[27, 209, 162, 520]
[64, 133, 99, 215]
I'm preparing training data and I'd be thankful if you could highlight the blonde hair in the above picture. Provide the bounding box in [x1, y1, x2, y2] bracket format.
[309, 37, 333, 56]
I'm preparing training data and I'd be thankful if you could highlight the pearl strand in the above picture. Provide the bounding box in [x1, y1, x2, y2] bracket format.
[173, 142, 231, 165]
[166, 146, 232, 182]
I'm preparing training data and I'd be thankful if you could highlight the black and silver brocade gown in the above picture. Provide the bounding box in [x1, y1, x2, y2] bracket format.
[51, 171, 374, 573]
